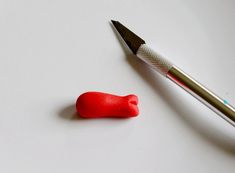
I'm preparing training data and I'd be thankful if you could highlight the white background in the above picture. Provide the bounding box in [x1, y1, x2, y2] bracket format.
[0, 0, 235, 172]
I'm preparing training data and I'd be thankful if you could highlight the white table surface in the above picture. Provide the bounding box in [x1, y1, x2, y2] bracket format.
[0, 0, 235, 172]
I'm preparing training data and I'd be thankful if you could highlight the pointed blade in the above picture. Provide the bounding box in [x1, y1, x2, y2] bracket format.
[111, 20, 145, 54]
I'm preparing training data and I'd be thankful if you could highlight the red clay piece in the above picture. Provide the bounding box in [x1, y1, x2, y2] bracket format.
[76, 92, 139, 118]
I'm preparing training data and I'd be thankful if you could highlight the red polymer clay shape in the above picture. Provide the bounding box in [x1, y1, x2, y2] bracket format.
[76, 92, 139, 118]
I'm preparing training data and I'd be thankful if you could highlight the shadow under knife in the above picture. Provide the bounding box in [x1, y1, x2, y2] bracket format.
[127, 52, 235, 155]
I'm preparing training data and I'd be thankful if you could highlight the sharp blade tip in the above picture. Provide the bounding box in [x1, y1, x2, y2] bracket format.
[111, 20, 118, 24]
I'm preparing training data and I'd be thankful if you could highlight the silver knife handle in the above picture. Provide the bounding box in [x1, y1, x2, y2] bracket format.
[167, 66, 235, 126]
[137, 44, 235, 127]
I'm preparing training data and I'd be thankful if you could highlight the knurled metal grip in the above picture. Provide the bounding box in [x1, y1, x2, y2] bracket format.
[136, 44, 173, 76]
